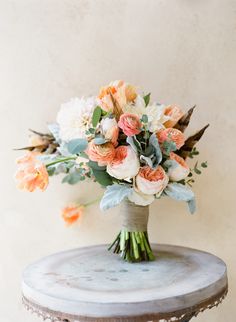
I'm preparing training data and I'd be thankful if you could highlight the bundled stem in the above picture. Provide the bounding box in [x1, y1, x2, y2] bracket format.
[108, 229, 155, 262]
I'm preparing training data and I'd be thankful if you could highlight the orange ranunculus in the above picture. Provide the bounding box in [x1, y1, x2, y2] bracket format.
[86, 141, 115, 166]
[62, 204, 84, 225]
[118, 113, 142, 136]
[15, 152, 48, 192]
[98, 80, 137, 113]
[157, 128, 185, 150]
[164, 105, 184, 128]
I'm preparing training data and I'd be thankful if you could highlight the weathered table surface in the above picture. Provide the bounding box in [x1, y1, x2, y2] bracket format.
[22, 244, 228, 322]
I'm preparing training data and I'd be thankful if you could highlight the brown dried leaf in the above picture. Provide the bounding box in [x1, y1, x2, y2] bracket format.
[174, 105, 196, 132]
[178, 124, 210, 159]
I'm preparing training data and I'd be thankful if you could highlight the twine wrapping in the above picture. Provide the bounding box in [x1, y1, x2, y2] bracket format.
[120, 200, 149, 232]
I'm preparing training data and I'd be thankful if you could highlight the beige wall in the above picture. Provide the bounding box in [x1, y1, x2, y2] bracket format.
[0, 0, 235, 321]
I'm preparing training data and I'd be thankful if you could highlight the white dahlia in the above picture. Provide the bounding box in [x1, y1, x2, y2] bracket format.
[57, 97, 97, 141]
[123, 95, 170, 132]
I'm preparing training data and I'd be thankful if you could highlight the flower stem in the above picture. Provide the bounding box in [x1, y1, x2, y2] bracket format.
[109, 229, 155, 263]
[46, 156, 77, 167]
[84, 197, 101, 207]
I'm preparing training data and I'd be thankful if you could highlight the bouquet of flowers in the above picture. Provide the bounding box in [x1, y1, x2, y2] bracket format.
[15, 80, 209, 262]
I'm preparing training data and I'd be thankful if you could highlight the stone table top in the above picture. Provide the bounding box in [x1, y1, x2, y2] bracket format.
[22, 244, 228, 322]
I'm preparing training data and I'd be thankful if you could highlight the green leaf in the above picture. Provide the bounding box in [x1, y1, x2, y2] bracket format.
[67, 138, 88, 154]
[87, 160, 106, 171]
[47, 167, 56, 176]
[100, 184, 133, 211]
[189, 147, 200, 158]
[194, 162, 202, 175]
[143, 93, 151, 106]
[149, 133, 162, 167]
[92, 169, 113, 186]
[88, 128, 96, 134]
[92, 106, 102, 127]
[201, 161, 208, 168]
[141, 114, 148, 123]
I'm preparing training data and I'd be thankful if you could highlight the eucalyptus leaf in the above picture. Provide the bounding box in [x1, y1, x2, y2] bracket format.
[162, 140, 177, 155]
[93, 137, 107, 145]
[194, 162, 202, 175]
[67, 138, 88, 154]
[57, 142, 71, 156]
[62, 171, 83, 184]
[100, 184, 133, 211]
[201, 161, 208, 168]
[92, 106, 102, 127]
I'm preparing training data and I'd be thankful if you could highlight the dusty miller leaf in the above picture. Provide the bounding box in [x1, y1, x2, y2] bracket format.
[100, 184, 133, 211]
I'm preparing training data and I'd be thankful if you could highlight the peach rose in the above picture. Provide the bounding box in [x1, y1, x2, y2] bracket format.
[118, 113, 142, 136]
[100, 117, 119, 146]
[98, 80, 137, 112]
[62, 203, 84, 225]
[166, 152, 190, 181]
[164, 105, 184, 128]
[15, 152, 49, 192]
[86, 141, 115, 166]
[136, 165, 169, 195]
[107, 146, 140, 179]
[157, 128, 185, 150]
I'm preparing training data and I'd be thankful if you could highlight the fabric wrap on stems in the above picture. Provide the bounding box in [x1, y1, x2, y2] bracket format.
[121, 200, 149, 232]
[109, 199, 154, 262]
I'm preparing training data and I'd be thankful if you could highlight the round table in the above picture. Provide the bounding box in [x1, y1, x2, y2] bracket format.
[22, 244, 228, 322]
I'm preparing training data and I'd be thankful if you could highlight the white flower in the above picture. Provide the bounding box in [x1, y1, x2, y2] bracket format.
[57, 97, 97, 141]
[122, 95, 169, 132]
[128, 190, 155, 206]
[107, 146, 140, 180]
